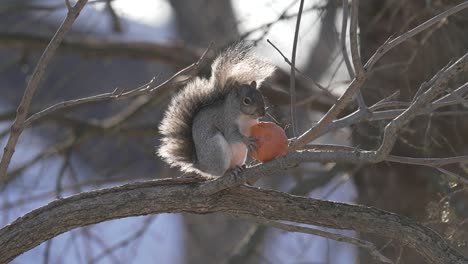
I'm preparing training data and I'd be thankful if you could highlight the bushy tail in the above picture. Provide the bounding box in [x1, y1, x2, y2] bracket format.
[211, 44, 276, 94]
[157, 43, 275, 174]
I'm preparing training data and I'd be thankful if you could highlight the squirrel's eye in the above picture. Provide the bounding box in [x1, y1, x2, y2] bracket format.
[243, 97, 252, 105]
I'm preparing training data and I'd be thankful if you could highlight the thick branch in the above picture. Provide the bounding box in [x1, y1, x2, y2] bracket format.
[0, 179, 466, 264]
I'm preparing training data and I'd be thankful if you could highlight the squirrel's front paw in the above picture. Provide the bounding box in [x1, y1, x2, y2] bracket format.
[244, 136, 257, 152]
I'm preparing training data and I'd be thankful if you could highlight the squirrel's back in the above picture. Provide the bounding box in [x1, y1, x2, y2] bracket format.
[158, 44, 275, 174]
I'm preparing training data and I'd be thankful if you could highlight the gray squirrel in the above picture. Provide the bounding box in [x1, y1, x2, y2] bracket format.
[158, 45, 275, 177]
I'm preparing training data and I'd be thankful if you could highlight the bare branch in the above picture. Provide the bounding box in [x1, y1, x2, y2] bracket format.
[64, 0, 72, 10]
[371, 53, 468, 161]
[22, 44, 212, 128]
[247, 218, 393, 264]
[302, 144, 468, 170]
[0, 33, 200, 67]
[0, 0, 104, 12]
[290, 2, 468, 150]
[198, 146, 468, 195]
[91, 216, 155, 262]
[289, 0, 305, 137]
[349, 0, 363, 77]
[435, 167, 468, 185]
[340, 0, 354, 78]
[240, 3, 327, 41]
[105, 0, 123, 33]
[386, 155, 468, 169]
[267, 39, 331, 96]
[318, 82, 468, 138]
[0, 0, 88, 181]
[365, 1, 468, 71]
[349, 0, 367, 109]
[291, 74, 366, 150]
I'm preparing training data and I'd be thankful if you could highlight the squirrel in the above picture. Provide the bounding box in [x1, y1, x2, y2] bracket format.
[157, 44, 275, 177]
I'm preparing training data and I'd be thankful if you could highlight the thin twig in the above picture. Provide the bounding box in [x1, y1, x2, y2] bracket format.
[302, 143, 468, 169]
[22, 43, 212, 128]
[290, 2, 468, 150]
[3, 136, 77, 185]
[433, 82, 468, 105]
[247, 218, 393, 263]
[291, 75, 366, 150]
[64, 0, 72, 10]
[267, 39, 331, 96]
[446, 87, 468, 108]
[240, 2, 325, 40]
[349, 0, 364, 77]
[340, 0, 354, 78]
[43, 239, 52, 264]
[55, 149, 73, 199]
[91, 216, 155, 263]
[0, 33, 200, 66]
[0, 0, 88, 181]
[387, 155, 468, 168]
[369, 90, 401, 110]
[371, 53, 468, 161]
[290, 0, 305, 137]
[349, 0, 367, 109]
[435, 167, 468, 185]
[105, 0, 122, 33]
[365, 1, 468, 71]
[322, 82, 468, 136]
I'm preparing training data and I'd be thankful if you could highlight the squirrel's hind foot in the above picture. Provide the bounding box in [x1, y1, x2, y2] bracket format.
[228, 165, 244, 178]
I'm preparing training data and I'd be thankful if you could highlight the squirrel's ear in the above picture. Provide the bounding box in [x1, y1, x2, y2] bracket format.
[232, 81, 241, 95]
[250, 81, 257, 89]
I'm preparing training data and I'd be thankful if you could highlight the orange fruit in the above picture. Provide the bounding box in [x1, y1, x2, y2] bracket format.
[249, 122, 288, 162]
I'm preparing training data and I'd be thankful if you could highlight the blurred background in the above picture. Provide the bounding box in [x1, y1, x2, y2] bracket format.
[0, 0, 467, 263]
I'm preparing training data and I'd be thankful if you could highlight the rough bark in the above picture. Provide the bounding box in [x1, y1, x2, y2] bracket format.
[0, 178, 467, 264]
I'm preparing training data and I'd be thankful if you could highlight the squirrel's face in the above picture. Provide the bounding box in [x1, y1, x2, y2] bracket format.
[236, 81, 266, 118]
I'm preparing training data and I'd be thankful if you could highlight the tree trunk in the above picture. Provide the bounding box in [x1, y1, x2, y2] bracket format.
[168, 0, 239, 48]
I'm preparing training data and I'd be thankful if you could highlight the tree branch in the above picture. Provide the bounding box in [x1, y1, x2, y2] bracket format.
[290, 1, 468, 150]
[371, 53, 468, 161]
[247, 218, 393, 263]
[340, 0, 353, 78]
[0, 33, 200, 67]
[349, 0, 367, 109]
[289, 0, 305, 137]
[0, 179, 466, 264]
[22, 44, 211, 128]
[0, 0, 88, 180]
[318, 81, 468, 138]
[364, 1, 468, 71]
